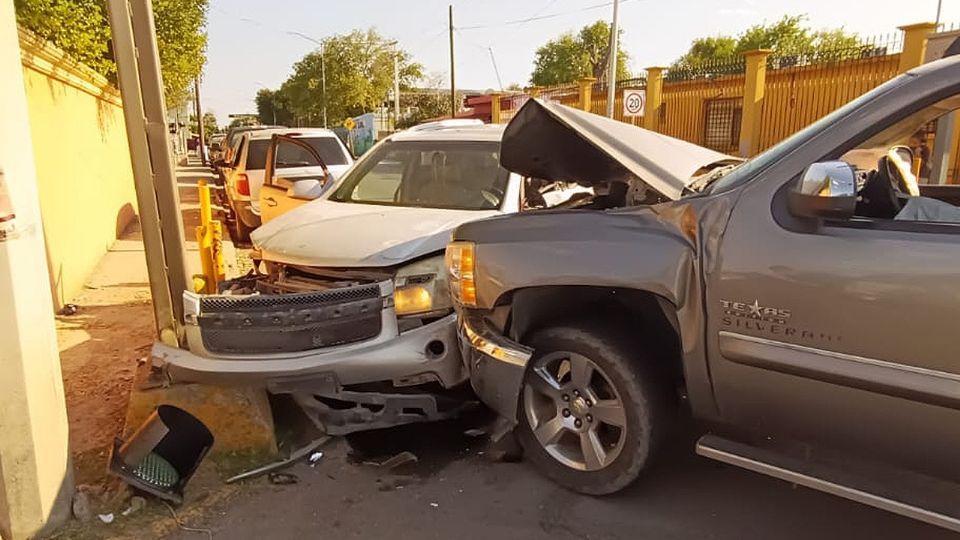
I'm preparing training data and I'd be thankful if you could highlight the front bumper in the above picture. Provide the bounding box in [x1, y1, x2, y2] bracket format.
[154, 282, 466, 389]
[458, 310, 533, 422]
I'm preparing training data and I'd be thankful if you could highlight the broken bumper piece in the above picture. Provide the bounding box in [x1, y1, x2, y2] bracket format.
[152, 280, 467, 389]
[458, 310, 534, 422]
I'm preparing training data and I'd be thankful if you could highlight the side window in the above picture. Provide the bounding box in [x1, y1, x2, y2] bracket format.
[276, 140, 321, 169]
[833, 95, 960, 225]
[232, 138, 246, 167]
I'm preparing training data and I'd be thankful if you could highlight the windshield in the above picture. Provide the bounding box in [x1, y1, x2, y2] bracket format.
[706, 74, 907, 195]
[330, 140, 509, 210]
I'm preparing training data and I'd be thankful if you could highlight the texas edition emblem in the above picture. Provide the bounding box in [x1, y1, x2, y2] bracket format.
[720, 299, 839, 343]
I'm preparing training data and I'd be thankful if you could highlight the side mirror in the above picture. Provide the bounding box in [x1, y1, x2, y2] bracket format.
[287, 178, 324, 200]
[788, 161, 857, 220]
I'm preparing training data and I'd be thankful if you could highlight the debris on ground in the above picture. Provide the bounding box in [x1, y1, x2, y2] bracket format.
[375, 475, 422, 492]
[268, 472, 299, 485]
[429, 502, 439, 508]
[71, 491, 94, 522]
[226, 436, 331, 484]
[373, 451, 418, 470]
[463, 428, 486, 438]
[97, 513, 114, 524]
[309, 451, 324, 466]
[121, 496, 147, 517]
[58, 303, 80, 316]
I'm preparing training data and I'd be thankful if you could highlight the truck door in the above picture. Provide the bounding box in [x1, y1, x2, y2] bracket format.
[259, 135, 330, 223]
[705, 96, 960, 482]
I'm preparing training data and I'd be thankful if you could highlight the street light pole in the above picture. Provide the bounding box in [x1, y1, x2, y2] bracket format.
[605, 0, 620, 118]
[193, 77, 206, 164]
[449, 5, 456, 118]
[321, 40, 327, 128]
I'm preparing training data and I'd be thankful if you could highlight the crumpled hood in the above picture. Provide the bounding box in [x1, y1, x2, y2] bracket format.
[251, 199, 499, 267]
[501, 98, 739, 200]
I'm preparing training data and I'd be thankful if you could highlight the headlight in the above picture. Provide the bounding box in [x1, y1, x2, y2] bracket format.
[444, 242, 476, 307]
[393, 256, 451, 316]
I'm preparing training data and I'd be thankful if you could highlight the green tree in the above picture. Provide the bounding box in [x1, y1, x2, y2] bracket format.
[255, 88, 296, 126]
[280, 29, 423, 126]
[530, 20, 630, 86]
[190, 111, 218, 135]
[672, 15, 861, 70]
[14, 0, 208, 107]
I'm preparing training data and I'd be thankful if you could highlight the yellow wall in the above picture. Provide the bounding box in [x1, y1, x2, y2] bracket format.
[19, 30, 137, 308]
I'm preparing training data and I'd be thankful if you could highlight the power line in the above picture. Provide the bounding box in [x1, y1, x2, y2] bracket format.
[458, 0, 633, 30]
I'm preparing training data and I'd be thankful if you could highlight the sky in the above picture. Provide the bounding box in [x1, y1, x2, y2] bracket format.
[202, 0, 959, 126]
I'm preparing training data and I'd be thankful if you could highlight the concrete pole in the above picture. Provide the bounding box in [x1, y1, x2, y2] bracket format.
[449, 5, 456, 118]
[0, 2, 74, 538]
[106, 0, 185, 346]
[194, 77, 206, 165]
[605, 0, 620, 118]
[321, 41, 327, 128]
[394, 49, 400, 130]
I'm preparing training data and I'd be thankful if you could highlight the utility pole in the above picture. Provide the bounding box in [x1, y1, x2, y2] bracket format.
[321, 40, 327, 128]
[394, 49, 401, 129]
[107, 0, 189, 346]
[936, 0, 943, 24]
[0, 2, 73, 538]
[193, 77, 206, 165]
[605, 0, 620, 118]
[449, 4, 456, 118]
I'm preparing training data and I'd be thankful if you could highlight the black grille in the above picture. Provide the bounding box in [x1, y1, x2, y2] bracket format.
[199, 283, 379, 313]
[198, 284, 383, 354]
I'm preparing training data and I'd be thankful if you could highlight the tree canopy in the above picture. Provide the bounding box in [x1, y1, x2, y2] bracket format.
[14, 0, 209, 107]
[267, 29, 423, 127]
[672, 15, 860, 69]
[190, 111, 218, 135]
[530, 20, 630, 86]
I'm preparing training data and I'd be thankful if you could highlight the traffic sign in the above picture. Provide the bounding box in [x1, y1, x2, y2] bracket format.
[623, 89, 645, 117]
[343, 117, 356, 130]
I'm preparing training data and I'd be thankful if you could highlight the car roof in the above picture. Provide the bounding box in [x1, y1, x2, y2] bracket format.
[244, 128, 341, 140]
[389, 123, 505, 143]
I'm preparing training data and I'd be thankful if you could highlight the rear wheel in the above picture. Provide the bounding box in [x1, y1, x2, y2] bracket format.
[516, 325, 665, 495]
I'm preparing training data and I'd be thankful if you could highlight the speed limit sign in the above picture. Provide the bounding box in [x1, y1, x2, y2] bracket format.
[623, 89, 645, 117]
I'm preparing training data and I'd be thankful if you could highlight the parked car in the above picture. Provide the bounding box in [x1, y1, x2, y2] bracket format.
[208, 133, 226, 163]
[150, 121, 627, 435]
[450, 58, 960, 533]
[221, 128, 352, 242]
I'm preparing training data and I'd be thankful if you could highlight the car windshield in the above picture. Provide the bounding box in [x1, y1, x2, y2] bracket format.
[329, 140, 509, 210]
[246, 136, 349, 170]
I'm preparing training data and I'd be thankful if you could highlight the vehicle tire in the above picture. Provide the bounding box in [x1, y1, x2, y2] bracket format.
[516, 324, 666, 495]
[229, 212, 252, 244]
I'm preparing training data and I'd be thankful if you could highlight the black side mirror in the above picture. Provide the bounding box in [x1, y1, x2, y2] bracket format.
[788, 161, 857, 220]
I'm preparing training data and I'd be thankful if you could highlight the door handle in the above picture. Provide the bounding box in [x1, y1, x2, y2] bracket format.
[264, 197, 278, 207]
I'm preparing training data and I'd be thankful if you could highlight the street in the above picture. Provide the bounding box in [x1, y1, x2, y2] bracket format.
[170, 415, 953, 540]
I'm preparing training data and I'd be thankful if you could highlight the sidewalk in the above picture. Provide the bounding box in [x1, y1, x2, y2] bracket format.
[55, 158, 245, 483]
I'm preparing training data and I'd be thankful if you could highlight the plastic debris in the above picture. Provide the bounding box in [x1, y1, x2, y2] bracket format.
[97, 513, 114, 524]
[309, 451, 324, 466]
[376, 451, 418, 470]
[226, 436, 330, 484]
[463, 428, 486, 437]
[268, 472, 299, 485]
[121, 496, 147, 517]
[429, 502, 439, 508]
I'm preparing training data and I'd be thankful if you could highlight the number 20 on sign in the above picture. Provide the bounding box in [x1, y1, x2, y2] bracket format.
[623, 89, 645, 117]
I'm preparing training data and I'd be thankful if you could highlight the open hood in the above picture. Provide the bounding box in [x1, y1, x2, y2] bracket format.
[500, 99, 738, 201]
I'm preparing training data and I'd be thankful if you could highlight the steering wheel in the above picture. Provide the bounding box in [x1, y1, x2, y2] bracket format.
[884, 146, 920, 197]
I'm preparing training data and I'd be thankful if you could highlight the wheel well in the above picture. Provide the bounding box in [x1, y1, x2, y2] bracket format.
[508, 286, 684, 390]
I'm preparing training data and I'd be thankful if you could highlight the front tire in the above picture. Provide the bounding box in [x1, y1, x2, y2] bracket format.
[516, 324, 664, 495]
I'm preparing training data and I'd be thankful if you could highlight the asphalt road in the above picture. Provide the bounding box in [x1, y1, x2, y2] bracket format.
[171, 412, 954, 540]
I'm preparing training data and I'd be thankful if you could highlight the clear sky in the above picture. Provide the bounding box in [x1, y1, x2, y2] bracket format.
[202, 0, 958, 125]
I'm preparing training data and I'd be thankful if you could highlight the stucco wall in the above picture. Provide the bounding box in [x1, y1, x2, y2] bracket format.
[19, 30, 138, 308]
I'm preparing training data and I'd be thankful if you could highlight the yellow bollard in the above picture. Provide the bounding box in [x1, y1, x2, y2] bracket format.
[194, 180, 222, 294]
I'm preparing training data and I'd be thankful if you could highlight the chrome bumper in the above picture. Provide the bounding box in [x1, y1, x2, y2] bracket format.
[459, 311, 533, 422]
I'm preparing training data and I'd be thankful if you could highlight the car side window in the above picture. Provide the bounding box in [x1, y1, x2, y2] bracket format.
[830, 95, 960, 226]
[232, 138, 246, 167]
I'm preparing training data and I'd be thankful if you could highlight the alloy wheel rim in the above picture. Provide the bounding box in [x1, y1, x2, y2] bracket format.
[522, 351, 627, 471]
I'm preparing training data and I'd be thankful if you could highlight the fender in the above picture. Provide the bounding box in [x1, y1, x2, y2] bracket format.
[453, 200, 730, 421]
